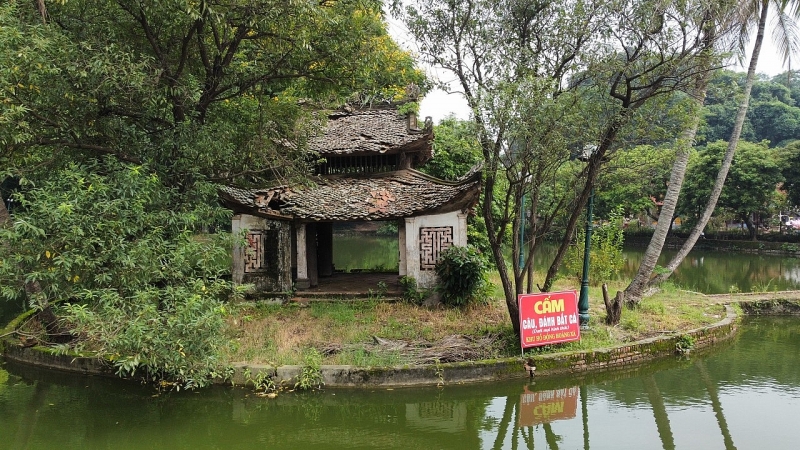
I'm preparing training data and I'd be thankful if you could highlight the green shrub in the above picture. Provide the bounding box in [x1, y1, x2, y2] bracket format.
[781, 243, 799, 252]
[434, 245, 487, 306]
[399, 275, 426, 305]
[0, 160, 236, 389]
[675, 334, 695, 355]
[376, 221, 399, 236]
[295, 349, 323, 391]
[565, 206, 625, 285]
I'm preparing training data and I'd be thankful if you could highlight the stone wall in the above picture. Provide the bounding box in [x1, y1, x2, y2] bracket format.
[232, 214, 292, 295]
[528, 306, 737, 378]
[739, 299, 800, 315]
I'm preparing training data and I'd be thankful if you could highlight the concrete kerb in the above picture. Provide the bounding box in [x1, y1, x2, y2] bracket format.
[1, 299, 795, 388]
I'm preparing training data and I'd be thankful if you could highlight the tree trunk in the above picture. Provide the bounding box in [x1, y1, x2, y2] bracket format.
[542, 127, 617, 292]
[602, 283, 622, 325]
[622, 78, 708, 304]
[0, 199, 8, 225]
[744, 214, 757, 240]
[648, 1, 769, 288]
[541, 172, 595, 292]
[486, 186, 521, 337]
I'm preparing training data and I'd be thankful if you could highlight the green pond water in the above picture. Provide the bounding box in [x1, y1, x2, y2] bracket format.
[1, 316, 799, 449]
[332, 235, 800, 294]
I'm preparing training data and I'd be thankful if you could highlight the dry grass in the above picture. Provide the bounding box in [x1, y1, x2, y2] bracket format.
[223, 277, 730, 367]
[225, 297, 513, 366]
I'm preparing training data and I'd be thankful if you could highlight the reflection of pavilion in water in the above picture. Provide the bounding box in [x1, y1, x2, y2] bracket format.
[405, 401, 469, 433]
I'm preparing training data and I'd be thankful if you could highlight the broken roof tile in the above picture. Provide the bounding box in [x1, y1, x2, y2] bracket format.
[219, 168, 481, 222]
[309, 108, 433, 163]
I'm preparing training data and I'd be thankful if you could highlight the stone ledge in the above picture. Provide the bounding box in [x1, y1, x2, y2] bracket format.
[2, 300, 795, 388]
[2, 344, 112, 377]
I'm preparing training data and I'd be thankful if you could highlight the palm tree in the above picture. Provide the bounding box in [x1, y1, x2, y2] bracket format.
[621, 5, 728, 304]
[624, 0, 800, 303]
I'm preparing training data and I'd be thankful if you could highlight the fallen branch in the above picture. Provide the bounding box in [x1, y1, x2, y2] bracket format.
[316, 334, 503, 365]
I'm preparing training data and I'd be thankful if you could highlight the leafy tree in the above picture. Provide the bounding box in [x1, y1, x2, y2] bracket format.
[423, 116, 483, 181]
[1, 0, 426, 188]
[678, 140, 782, 239]
[399, 0, 722, 335]
[595, 145, 676, 221]
[781, 140, 800, 207]
[749, 101, 800, 145]
[700, 71, 757, 144]
[772, 69, 800, 104]
[700, 71, 800, 145]
[0, 1, 426, 386]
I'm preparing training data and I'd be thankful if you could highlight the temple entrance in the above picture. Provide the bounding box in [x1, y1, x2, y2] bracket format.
[295, 221, 401, 299]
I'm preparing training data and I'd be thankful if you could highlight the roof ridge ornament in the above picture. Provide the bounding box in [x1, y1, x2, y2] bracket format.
[405, 83, 421, 101]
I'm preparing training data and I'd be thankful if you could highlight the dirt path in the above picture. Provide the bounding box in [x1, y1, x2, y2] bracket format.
[706, 290, 800, 303]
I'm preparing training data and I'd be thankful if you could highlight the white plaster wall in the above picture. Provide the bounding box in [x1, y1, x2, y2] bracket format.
[403, 211, 468, 288]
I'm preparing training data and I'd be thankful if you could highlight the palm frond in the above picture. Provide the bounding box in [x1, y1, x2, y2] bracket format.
[771, 5, 800, 70]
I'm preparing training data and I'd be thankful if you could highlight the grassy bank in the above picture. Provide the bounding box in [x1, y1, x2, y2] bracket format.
[223, 280, 726, 367]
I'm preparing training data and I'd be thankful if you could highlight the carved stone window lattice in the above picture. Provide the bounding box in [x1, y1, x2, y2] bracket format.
[419, 226, 453, 270]
[244, 231, 267, 273]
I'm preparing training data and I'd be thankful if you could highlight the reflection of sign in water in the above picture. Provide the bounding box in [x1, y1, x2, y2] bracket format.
[518, 290, 580, 348]
[518, 386, 579, 427]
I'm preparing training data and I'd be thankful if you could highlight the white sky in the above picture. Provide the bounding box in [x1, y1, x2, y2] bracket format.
[386, 12, 794, 125]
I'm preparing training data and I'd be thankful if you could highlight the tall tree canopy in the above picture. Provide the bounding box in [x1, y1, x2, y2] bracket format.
[1, 0, 426, 188]
[398, 0, 724, 334]
[678, 140, 782, 239]
[0, 0, 427, 388]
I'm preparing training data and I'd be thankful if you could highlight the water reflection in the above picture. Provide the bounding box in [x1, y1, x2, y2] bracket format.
[621, 249, 800, 293]
[518, 385, 579, 427]
[1, 317, 799, 449]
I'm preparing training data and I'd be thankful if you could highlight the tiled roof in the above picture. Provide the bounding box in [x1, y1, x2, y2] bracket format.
[309, 108, 433, 160]
[219, 168, 481, 222]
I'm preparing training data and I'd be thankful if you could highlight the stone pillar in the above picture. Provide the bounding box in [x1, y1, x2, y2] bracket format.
[295, 223, 310, 289]
[317, 222, 334, 277]
[456, 212, 468, 246]
[306, 222, 318, 287]
[398, 220, 407, 276]
[405, 216, 424, 284]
